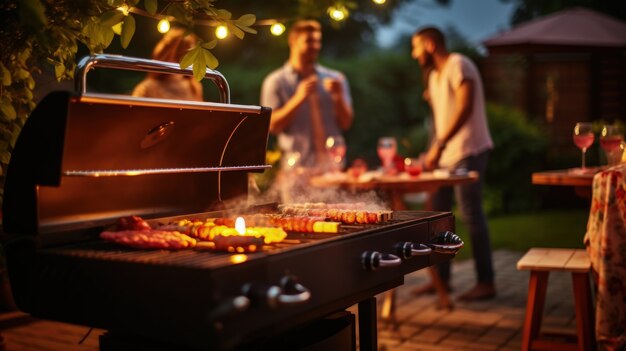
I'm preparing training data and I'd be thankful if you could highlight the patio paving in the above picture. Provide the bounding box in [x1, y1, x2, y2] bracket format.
[0, 249, 580, 350]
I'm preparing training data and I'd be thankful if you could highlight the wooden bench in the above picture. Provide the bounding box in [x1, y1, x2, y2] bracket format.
[517, 248, 596, 351]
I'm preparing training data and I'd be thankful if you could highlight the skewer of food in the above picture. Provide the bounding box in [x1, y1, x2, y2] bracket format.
[278, 204, 392, 224]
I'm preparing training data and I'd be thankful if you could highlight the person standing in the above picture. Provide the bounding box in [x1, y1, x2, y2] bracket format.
[260, 20, 353, 198]
[411, 26, 496, 301]
[132, 27, 203, 101]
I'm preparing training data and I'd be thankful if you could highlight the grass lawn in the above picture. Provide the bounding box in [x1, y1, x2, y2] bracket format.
[453, 209, 589, 261]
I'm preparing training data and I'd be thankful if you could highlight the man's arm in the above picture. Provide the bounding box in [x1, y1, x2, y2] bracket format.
[424, 78, 474, 170]
[267, 76, 318, 134]
[324, 77, 353, 130]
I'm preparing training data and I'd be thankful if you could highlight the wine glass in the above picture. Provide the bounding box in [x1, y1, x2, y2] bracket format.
[600, 125, 624, 166]
[573, 122, 594, 170]
[377, 137, 397, 174]
[325, 135, 347, 172]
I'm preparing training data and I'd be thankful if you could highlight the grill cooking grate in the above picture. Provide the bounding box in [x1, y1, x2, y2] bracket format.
[43, 216, 412, 268]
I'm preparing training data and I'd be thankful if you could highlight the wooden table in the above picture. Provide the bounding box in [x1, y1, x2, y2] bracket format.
[311, 171, 479, 211]
[531, 168, 599, 198]
[311, 170, 479, 323]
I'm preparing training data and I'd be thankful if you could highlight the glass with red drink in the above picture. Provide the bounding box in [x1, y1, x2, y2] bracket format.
[573, 122, 594, 170]
[600, 125, 624, 166]
[404, 157, 422, 177]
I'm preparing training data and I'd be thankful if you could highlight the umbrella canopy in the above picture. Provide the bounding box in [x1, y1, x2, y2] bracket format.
[484, 7, 626, 48]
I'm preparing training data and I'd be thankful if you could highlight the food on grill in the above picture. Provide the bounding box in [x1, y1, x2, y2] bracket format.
[278, 203, 392, 224]
[100, 230, 196, 249]
[157, 219, 287, 244]
[265, 215, 341, 233]
[212, 235, 264, 253]
[116, 215, 152, 231]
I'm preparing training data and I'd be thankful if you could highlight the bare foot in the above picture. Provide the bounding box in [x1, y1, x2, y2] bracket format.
[457, 282, 496, 301]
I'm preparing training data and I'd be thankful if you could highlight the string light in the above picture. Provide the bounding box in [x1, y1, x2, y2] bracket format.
[328, 5, 348, 21]
[126, 5, 389, 38]
[157, 18, 170, 33]
[215, 25, 228, 39]
[270, 23, 286, 36]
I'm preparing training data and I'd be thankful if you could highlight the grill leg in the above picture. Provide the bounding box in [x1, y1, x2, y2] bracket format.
[358, 297, 377, 351]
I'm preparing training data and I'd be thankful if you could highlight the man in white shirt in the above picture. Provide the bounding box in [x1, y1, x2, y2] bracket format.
[412, 27, 496, 301]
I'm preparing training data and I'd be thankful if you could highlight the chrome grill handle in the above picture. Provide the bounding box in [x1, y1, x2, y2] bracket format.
[75, 54, 231, 103]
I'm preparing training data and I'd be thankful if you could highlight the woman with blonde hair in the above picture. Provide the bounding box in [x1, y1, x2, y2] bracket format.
[132, 27, 203, 101]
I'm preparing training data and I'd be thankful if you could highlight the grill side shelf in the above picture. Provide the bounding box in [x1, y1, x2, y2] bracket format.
[63, 165, 272, 177]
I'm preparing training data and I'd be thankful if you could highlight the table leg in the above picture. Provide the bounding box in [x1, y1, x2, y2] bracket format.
[429, 266, 453, 309]
[380, 290, 399, 330]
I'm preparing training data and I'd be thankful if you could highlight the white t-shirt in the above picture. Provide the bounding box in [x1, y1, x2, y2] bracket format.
[429, 53, 493, 168]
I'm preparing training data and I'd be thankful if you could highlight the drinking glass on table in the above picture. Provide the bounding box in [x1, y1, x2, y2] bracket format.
[325, 135, 347, 172]
[377, 137, 397, 174]
[600, 125, 625, 166]
[573, 122, 594, 170]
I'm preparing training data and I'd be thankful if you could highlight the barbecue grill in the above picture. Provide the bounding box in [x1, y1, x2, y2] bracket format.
[1, 54, 460, 351]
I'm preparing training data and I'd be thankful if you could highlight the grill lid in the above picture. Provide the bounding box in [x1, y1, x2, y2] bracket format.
[2, 55, 272, 240]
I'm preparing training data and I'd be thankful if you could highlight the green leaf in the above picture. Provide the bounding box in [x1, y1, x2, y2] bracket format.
[167, 4, 189, 23]
[0, 63, 11, 86]
[235, 14, 256, 27]
[201, 49, 218, 70]
[18, 0, 48, 29]
[237, 24, 257, 35]
[0, 151, 11, 165]
[120, 15, 136, 49]
[0, 98, 16, 121]
[101, 26, 115, 47]
[99, 10, 125, 27]
[180, 46, 201, 69]
[216, 9, 232, 20]
[107, 0, 125, 7]
[144, 0, 157, 15]
[25, 76, 35, 90]
[192, 51, 206, 81]
[55, 64, 65, 80]
[201, 40, 217, 50]
[15, 69, 30, 80]
[227, 23, 245, 40]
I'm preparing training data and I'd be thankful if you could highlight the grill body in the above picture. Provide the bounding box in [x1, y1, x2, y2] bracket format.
[2, 55, 456, 350]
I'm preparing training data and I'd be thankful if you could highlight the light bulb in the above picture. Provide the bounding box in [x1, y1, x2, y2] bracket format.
[215, 25, 228, 39]
[157, 19, 170, 33]
[270, 23, 285, 36]
[328, 5, 348, 22]
[372, 0, 386, 4]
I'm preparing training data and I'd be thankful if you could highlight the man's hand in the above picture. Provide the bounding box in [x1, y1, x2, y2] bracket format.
[424, 144, 443, 171]
[294, 76, 319, 103]
[323, 77, 343, 99]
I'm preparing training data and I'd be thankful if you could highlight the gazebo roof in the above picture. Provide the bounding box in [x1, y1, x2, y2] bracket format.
[483, 7, 626, 48]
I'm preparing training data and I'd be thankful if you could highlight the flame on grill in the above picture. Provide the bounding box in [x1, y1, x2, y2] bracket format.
[235, 216, 246, 235]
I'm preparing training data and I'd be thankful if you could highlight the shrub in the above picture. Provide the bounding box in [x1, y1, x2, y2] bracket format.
[484, 103, 548, 214]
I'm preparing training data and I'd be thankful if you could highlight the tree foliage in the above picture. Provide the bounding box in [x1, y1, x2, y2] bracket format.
[0, 0, 452, 205]
[0, 0, 258, 200]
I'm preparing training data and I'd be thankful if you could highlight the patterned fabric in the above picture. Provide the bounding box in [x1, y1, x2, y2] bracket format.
[584, 163, 626, 351]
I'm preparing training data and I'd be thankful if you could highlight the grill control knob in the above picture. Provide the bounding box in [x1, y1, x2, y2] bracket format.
[361, 251, 402, 271]
[241, 277, 311, 308]
[277, 275, 311, 305]
[241, 283, 282, 308]
[207, 295, 251, 321]
[397, 242, 432, 260]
